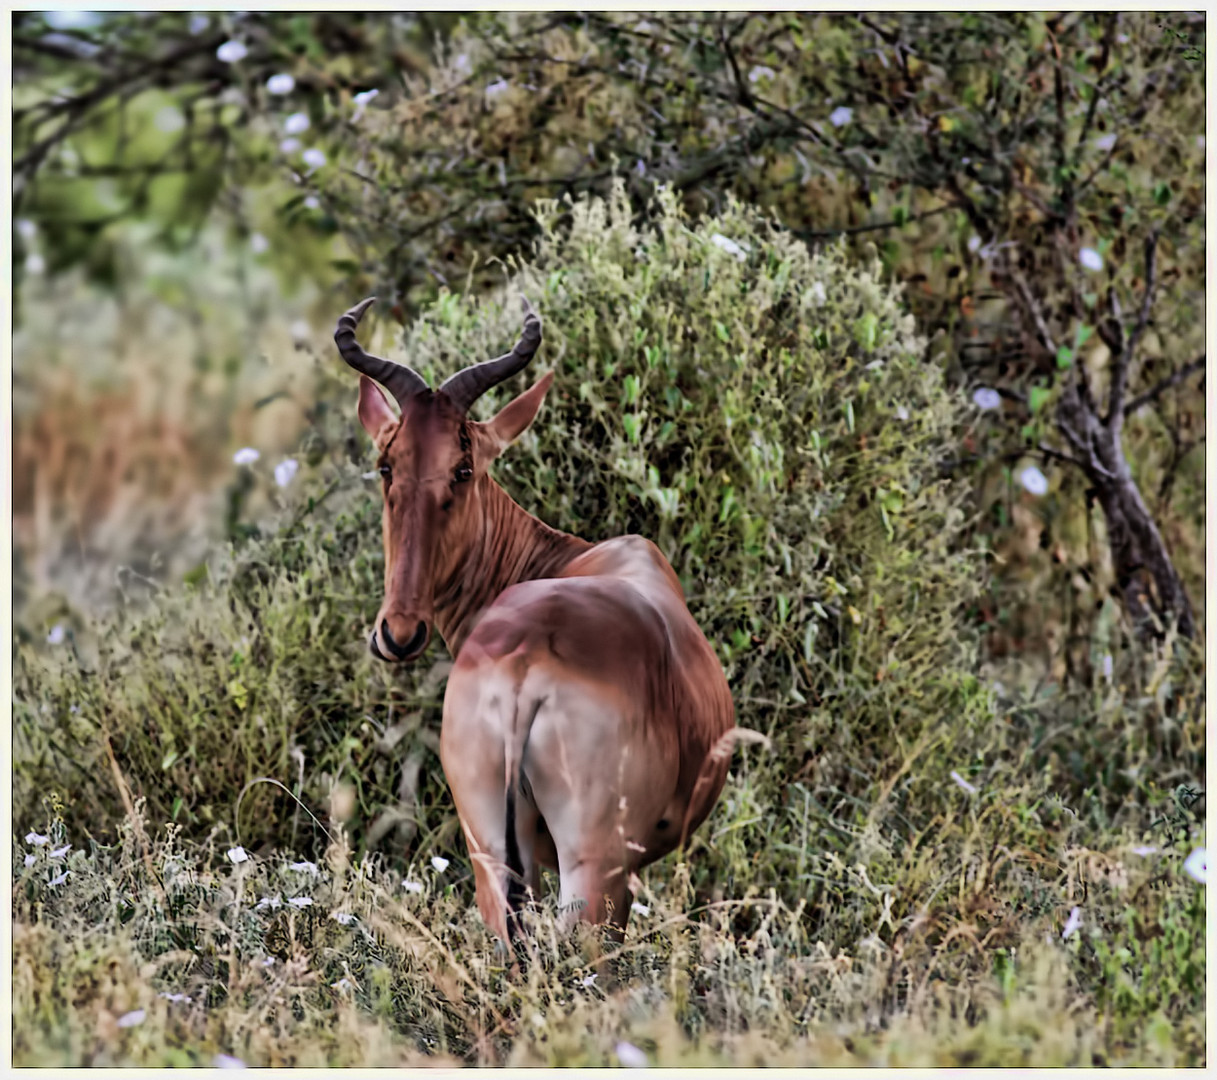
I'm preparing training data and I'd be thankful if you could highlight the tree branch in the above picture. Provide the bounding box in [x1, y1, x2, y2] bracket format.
[1124, 356, 1205, 416]
[1107, 229, 1159, 431]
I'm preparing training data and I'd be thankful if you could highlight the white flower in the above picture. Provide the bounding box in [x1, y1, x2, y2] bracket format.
[283, 112, 310, 135]
[255, 896, 282, 911]
[631, 901, 650, 917]
[1061, 906, 1082, 940]
[331, 911, 356, 925]
[580, 973, 598, 987]
[430, 856, 450, 873]
[829, 105, 853, 128]
[1094, 133, 1117, 152]
[216, 40, 248, 64]
[279, 137, 302, 155]
[972, 387, 1002, 411]
[117, 1009, 146, 1028]
[214, 1054, 246, 1069]
[266, 73, 295, 96]
[486, 78, 510, 98]
[233, 447, 260, 466]
[709, 233, 747, 261]
[26, 832, 49, 846]
[290, 319, 311, 343]
[159, 992, 192, 1004]
[288, 860, 319, 876]
[288, 896, 313, 908]
[303, 196, 320, 210]
[48, 871, 69, 886]
[748, 65, 776, 83]
[45, 10, 103, 30]
[154, 106, 185, 134]
[1130, 845, 1158, 857]
[967, 234, 982, 254]
[274, 458, 299, 488]
[635, 158, 646, 177]
[25, 253, 46, 276]
[16, 218, 36, 240]
[353, 88, 379, 107]
[301, 148, 327, 170]
[249, 233, 269, 255]
[1019, 465, 1049, 497]
[1079, 247, 1104, 273]
[1101, 654, 1113, 682]
[45, 625, 65, 646]
[227, 846, 249, 864]
[50, 844, 71, 859]
[403, 879, 424, 894]
[24, 854, 36, 868]
[894, 405, 909, 421]
[1182, 848, 1207, 884]
[616, 1041, 649, 1068]
[807, 281, 827, 306]
[950, 770, 978, 796]
[188, 14, 210, 35]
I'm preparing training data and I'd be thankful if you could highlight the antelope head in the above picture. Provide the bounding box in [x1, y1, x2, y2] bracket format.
[334, 296, 553, 663]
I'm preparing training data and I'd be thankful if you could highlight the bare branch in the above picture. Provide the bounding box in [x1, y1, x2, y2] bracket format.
[1107, 229, 1159, 430]
[1124, 356, 1206, 416]
[1004, 259, 1058, 356]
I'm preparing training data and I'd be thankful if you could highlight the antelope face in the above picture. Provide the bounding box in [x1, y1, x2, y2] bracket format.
[357, 382, 483, 663]
[340, 296, 552, 665]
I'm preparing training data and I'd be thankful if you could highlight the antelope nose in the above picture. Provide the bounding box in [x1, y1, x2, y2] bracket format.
[374, 618, 429, 662]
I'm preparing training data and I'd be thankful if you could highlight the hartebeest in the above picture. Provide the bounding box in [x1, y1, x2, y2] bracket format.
[334, 295, 735, 942]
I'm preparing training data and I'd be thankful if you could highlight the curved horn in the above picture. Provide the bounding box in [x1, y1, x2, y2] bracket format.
[333, 297, 428, 406]
[439, 297, 542, 414]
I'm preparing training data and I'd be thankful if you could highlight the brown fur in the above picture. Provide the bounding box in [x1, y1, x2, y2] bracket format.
[356, 367, 735, 942]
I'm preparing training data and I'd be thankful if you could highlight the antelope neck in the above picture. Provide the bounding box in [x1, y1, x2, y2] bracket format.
[433, 476, 592, 656]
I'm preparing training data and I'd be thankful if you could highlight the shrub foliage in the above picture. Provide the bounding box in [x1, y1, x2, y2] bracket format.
[13, 192, 1204, 1066]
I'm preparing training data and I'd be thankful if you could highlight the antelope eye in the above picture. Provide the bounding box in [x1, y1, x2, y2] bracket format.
[455, 466, 473, 483]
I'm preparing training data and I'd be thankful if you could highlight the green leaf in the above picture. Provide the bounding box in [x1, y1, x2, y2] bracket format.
[856, 312, 879, 351]
[1154, 181, 1172, 206]
[715, 321, 730, 342]
[1028, 385, 1051, 414]
[1055, 345, 1073, 370]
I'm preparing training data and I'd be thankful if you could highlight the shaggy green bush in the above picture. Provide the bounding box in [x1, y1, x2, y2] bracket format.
[16, 183, 985, 858]
[13, 189, 1204, 1065]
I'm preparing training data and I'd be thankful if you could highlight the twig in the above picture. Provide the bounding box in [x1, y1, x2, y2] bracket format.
[1124, 356, 1206, 415]
[1108, 229, 1159, 431]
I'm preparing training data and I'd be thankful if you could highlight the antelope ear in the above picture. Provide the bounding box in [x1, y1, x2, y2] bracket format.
[357, 375, 399, 448]
[480, 371, 554, 456]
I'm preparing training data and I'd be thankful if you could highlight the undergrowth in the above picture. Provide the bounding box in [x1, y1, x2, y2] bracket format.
[12, 189, 1205, 1065]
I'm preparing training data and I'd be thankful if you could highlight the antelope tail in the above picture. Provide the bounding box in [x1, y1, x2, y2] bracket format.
[503, 691, 544, 940]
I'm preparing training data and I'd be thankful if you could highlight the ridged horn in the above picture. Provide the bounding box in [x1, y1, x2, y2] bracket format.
[333, 297, 428, 406]
[439, 297, 542, 414]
